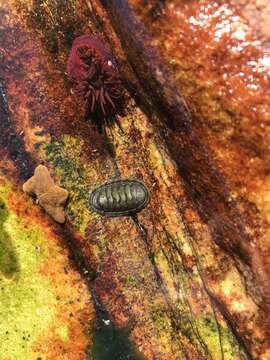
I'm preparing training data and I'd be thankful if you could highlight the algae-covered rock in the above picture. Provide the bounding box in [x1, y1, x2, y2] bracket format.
[0, 197, 19, 280]
[1, 0, 270, 358]
[0, 175, 92, 359]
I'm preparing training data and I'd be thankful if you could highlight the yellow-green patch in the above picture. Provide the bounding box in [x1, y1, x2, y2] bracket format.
[0, 184, 57, 360]
[196, 316, 245, 359]
[56, 325, 70, 343]
[45, 136, 91, 235]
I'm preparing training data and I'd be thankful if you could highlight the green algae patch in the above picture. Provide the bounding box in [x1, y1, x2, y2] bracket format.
[17, 0, 80, 58]
[0, 186, 57, 360]
[44, 135, 112, 267]
[196, 316, 244, 360]
[45, 136, 91, 235]
[0, 197, 20, 279]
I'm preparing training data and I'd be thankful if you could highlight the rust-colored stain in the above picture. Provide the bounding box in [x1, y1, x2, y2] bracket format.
[132, 0, 270, 218]
[132, 0, 270, 295]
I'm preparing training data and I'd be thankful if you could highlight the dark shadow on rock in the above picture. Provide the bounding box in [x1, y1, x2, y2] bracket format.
[0, 197, 20, 280]
[89, 315, 146, 360]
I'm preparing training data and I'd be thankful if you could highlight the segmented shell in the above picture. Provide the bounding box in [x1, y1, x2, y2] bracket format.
[89, 179, 149, 216]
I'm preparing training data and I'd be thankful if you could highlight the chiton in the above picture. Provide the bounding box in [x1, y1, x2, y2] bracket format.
[89, 179, 150, 216]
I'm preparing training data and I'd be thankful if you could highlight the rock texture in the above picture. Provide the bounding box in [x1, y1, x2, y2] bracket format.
[0, 0, 270, 359]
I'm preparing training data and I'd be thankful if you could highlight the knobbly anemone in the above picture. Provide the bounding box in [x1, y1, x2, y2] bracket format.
[67, 35, 124, 129]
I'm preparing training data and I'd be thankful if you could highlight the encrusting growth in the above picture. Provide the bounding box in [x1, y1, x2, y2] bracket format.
[23, 165, 69, 223]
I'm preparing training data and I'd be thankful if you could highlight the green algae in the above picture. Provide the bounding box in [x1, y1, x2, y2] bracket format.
[150, 307, 245, 359]
[44, 135, 112, 270]
[0, 197, 20, 279]
[197, 316, 247, 360]
[0, 183, 57, 360]
[152, 244, 246, 359]
[151, 307, 171, 332]
[45, 136, 91, 235]
[18, 0, 80, 55]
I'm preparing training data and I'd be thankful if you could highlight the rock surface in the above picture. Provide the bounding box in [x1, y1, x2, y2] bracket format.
[0, 0, 270, 359]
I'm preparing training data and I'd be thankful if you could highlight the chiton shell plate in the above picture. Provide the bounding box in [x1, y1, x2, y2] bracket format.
[89, 179, 150, 216]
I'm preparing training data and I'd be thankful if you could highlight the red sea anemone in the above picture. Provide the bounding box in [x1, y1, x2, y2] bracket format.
[67, 35, 123, 128]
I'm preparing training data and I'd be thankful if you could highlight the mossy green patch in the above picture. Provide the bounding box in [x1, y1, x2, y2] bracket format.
[151, 307, 171, 332]
[152, 245, 246, 358]
[44, 135, 111, 267]
[17, 0, 80, 56]
[0, 185, 58, 360]
[0, 197, 20, 279]
[45, 136, 91, 235]
[197, 316, 245, 359]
